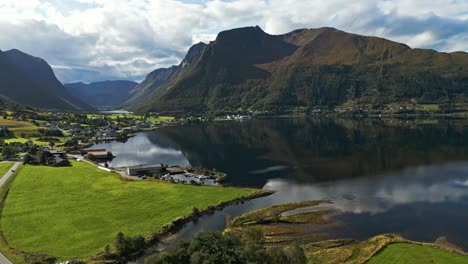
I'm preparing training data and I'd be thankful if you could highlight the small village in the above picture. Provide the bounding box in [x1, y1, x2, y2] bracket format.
[0, 110, 226, 186]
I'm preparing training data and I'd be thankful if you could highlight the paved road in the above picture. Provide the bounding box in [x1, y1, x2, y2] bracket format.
[0, 162, 20, 264]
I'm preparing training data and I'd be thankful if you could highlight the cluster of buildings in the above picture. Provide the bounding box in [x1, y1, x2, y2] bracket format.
[47, 150, 68, 166]
[126, 164, 218, 186]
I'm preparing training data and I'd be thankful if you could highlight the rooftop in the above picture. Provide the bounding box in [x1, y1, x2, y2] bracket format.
[128, 164, 163, 170]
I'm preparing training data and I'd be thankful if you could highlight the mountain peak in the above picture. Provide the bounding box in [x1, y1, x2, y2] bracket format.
[181, 42, 207, 68]
[126, 26, 468, 114]
[0, 49, 93, 110]
[215, 26, 267, 43]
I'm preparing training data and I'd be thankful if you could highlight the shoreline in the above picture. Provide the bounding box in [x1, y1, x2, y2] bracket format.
[146, 189, 274, 245]
[91, 189, 275, 263]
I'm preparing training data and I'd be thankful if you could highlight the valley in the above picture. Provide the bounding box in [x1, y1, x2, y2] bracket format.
[0, 18, 467, 264]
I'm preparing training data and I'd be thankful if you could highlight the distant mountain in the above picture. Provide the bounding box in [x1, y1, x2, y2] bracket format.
[123, 42, 206, 108]
[65, 80, 138, 108]
[0, 49, 93, 111]
[127, 26, 468, 114]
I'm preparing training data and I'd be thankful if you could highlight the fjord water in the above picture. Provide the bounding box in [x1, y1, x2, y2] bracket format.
[93, 118, 468, 249]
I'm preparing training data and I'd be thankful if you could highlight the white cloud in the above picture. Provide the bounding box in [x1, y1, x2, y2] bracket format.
[0, 0, 466, 83]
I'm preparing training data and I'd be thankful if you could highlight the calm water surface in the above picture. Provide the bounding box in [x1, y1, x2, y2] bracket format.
[92, 118, 468, 249]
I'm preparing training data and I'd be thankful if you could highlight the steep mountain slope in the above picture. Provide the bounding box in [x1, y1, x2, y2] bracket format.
[123, 42, 207, 108]
[127, 26, 468, 114]
[65, 80, 137, 108]
[0, 49, 93, 111]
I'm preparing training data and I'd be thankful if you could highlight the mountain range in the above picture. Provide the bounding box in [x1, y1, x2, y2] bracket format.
[0, 49, 93, 111]
[125, 26, 468, 115]
[65, 80, 138, 108]
[1, 26, 467, 114]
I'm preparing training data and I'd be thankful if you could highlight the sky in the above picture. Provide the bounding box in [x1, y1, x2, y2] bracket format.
[0, 0, 467, 84]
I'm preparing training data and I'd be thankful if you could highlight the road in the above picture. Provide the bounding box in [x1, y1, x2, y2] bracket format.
[67, 154, 141, 181]
[0, 162, 20, 264]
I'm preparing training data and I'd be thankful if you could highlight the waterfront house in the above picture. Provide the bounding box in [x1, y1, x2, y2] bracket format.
[127, 164, 164, 176]
[84, 149, 110, 159]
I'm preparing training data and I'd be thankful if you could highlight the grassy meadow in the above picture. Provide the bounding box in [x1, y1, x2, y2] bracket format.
[0, 118, 59, 146]
[0, 162, 13, 178]
[367, 243, 468, 264]
[303, 234, 468, 264]
[86, 113, 174, 124]
[0, 117, 38, 138]
[0, 160, 254, 260]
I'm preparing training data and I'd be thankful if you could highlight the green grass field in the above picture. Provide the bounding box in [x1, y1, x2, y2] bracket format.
[0, 118, 61, 146]
[0, 162, 13, 178]
[86, 113, 174, 124]
[367, 243, 468, 264]
[416, 104, 440, 111]
[0, 118, 38, 138]
[1, 161, 254, 260]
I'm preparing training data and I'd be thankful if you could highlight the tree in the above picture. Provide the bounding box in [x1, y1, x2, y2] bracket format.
[284, 245, 307, 264]
[192, 207, 200, 215]
[37, 151, 50, 165]
[23, 154, 33, 165]
[1, 145, 15, 158]
[49, 142, 55, 149]
[86, 153, 95, 161]
[143, 230, 307, 264]
[114, 232, 146, 259]
[266, 247, 289, 264]
[115, 232, 127, 256]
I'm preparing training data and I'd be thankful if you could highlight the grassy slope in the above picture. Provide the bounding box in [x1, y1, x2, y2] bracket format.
[1, 161, 254, 260]
[0, 118, 38, 138]
[0, 118, 59, 146]
[0, 163, 13, 178]
[86, 114, 174, 124]
[367, 243, 468, 264]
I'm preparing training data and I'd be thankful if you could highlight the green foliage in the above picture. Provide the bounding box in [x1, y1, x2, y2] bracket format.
[145, 231, 307, 264]
[24, 253, 57, 264]
[38, 128, 64, 137]
[1, 145, 16, 157]
[114, 232, 146, 259]
[36, 150, 50, 165]
[23, 154, 33, 165]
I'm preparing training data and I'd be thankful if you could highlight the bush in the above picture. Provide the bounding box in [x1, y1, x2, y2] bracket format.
[114, 232, 146, 260]
[144, 231, 307, 264]
[86, 153, 95, 161]
[24, 253, 57, 264]
[192, 207, 200, 215]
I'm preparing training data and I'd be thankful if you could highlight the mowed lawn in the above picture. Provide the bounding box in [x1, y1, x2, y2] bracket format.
[0, 162, 13, 178]
[368, 243, 468, 264]
[1, 161, 254, 260]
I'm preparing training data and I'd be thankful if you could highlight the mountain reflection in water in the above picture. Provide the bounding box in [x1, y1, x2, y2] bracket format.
[93, 118, 468, 249]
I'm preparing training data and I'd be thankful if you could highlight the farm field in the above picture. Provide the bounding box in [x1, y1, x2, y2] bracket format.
[0, 117, 38, 138]
[367, 243, 468, 264]
[0, 162, 13, 178]
[0, 160, 255, 260]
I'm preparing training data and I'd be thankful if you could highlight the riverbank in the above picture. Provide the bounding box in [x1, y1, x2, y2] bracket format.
[225, 201, 468, 263]
[303, 234, 468, 264]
